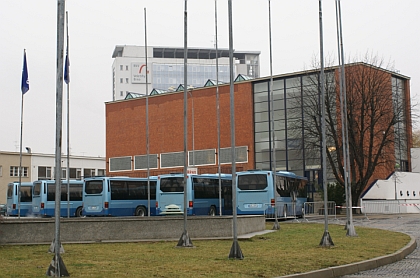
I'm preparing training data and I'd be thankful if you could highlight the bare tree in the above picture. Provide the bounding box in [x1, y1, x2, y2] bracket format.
[291, 54, 410, 205]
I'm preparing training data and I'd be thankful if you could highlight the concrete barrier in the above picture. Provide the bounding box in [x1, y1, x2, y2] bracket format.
[0, 215, 265, 245]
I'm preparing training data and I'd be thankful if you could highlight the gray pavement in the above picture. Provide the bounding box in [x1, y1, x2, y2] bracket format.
[329, 214, 420, 278]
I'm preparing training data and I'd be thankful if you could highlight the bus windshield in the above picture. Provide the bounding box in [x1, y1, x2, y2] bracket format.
[85, 180, 104, 194]
[159, 177, 184, 192]
[33, 182, 42, 196]
[237, 174, 268, 190]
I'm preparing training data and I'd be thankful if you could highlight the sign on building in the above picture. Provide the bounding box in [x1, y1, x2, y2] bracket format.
[131, 62, 152, 84]
[187, 168, 198, 175]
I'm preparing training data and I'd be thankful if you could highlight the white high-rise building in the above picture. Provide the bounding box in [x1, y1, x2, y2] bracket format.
[112, 45, 260, 101]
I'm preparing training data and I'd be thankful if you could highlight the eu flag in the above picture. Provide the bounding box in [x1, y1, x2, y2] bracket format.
[21, 51, 29, 94]
[64, 49, 70, 84]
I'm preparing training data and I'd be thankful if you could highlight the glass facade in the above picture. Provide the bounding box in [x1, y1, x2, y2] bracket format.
[392, 76, 408, 171]
[254, 68, 411, 194]
[253, 72, 335, 184]
[253, 76, 310, 177]
[152, 63, 231, 91]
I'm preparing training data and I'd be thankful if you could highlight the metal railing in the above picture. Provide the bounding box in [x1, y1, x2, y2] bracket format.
[361, 200, 401, 214]
[264, 202, 303, 220]
[303, 201, 336, 221]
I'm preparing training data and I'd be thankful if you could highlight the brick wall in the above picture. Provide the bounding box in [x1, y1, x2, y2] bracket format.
[106, 82, 255, 176]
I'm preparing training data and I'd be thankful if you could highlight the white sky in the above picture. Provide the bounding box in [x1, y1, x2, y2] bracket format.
[0, 0, 419, 157]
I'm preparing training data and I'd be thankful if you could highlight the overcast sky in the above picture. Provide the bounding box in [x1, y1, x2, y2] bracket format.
[0, 0, 419, 157]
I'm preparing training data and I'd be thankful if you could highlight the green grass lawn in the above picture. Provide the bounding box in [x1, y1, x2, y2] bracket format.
[0, 223, 410, 277]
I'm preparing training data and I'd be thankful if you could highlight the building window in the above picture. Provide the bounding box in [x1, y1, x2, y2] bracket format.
[120, 91, 123, 96]
[120, 65, 123, 70]
[160, 152, 183, 168]
[10, 166, 28, 177]
[98, 169, 105, 176]
[134, 154, 159, 170]
[84, 168, 96, 178]
[126, 65, 129, 71]
[125, 78, 129, 84]
[120, 78, 123, 83]
[188, 149, 216, 166]
[109, 156, 132, 172]
[38, 166, 52, 180]
[220, 146, 248, 164]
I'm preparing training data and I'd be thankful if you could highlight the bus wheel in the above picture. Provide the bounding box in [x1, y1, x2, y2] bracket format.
[283, 205, 287, 218]
[135, 206, 146, 217]
[75, 207, 83, 217]
[209, 206, 216, 216]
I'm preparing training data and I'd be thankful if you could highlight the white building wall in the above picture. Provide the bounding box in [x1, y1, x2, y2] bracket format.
[30, 153, 105, 180]
[362, 172, 420, 200]
[411, 148, 420, 172]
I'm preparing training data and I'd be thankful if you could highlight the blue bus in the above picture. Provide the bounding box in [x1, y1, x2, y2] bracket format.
[6, 182, 34, 216]
[236, 170, 308, 218]
[82, 176, 157, 216]
[155, 173, 232, 216]
[32, 180, 84, 217]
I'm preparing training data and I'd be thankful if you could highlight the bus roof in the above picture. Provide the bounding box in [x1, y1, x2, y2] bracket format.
[198, 173, 232, 178]
[276, 171, 307, 180]
[8, 182, 33, 186]
[33, 179, 84, 183]
[236, 170, 307, 180]
[84, 176, 158, 181]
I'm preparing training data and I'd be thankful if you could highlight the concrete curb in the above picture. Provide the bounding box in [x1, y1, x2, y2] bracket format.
[278, 234, 417, 278]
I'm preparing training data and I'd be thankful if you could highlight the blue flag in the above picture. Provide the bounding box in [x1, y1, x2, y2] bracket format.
[21, 51, 29, 94]
[64, 49, 70, 84]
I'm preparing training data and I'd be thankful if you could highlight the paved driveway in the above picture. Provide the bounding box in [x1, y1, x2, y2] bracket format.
[336, 214, 420, 278]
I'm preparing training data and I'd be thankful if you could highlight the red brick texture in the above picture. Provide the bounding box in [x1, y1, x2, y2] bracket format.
[106, 82, 255, 176]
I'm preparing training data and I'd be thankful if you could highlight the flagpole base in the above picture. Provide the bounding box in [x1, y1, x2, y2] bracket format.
[272, 219, 280, 230]
[228, 240, 244, 259]
[346, 223, 358, 237]
[177, 230, 194, 247]
[46, 254, 69, 277]
[319, 231, 334, 247]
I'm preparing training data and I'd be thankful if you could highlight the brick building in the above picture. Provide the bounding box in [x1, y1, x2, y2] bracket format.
[105, 62, 412, 190]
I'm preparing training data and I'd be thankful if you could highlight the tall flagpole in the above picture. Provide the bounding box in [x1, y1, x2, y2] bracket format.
[215, 0, 222, 216]
[144, 7, 151, 217]
[65, 11, 70, 218]
[268, 0, 280, 230]
[319, 0, 334, 247]
[177, 0, 193, 247]
[46, 0, 69, 276]
[335, 0, 356, 237]
[18, 80, 24, 219]
[228, 0, 243, 259]
[19, 49, 30, 219]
